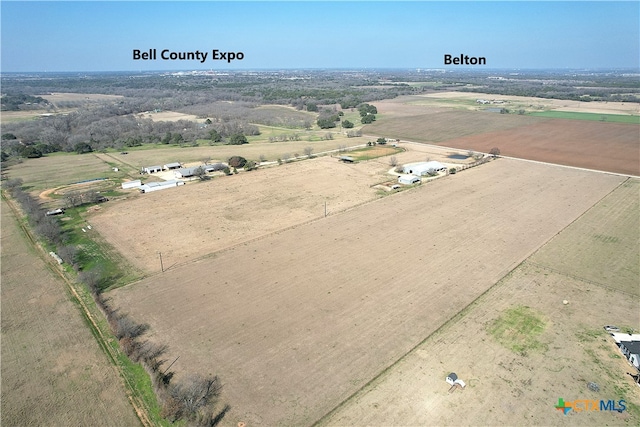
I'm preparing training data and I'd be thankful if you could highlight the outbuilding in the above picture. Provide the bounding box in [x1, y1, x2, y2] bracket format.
[121, 180, 142, 189]
[403, 161, 447, 176]
[139, 180, 185, 193]
[164, 162, 182, 170]
[174, 166, 203, 178]
[398, 175, 421, 185]
[446, 373, 458, 386]
[142, 165, 163, 174]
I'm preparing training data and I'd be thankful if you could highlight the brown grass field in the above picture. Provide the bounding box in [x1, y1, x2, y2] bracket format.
[107, 159, 627, 426]
[88, 144, 475, 274]
[529, 178, 639, 296]
[320, 261, 640, 426]
[0, 199, 140, 427]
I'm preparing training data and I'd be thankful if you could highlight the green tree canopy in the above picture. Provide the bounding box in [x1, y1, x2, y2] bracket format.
[228, 134, 248, 145]
[74, 142, 93, 154]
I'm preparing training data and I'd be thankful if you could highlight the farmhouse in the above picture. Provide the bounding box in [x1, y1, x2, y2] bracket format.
[139, 180, 184, 193]
[164, 162, 182, 170]
[121, 180, 141, 189]
[142, 165, 163, 174]
[610, 332, 640, 371]
[403, 161, 447, 176]
[398, 175, 421, 185]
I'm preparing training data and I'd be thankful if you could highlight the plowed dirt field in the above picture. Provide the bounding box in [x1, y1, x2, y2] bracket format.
[107, 159, 624, 426]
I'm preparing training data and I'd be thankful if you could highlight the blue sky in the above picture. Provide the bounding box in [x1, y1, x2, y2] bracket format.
[1, 1, 638, 72]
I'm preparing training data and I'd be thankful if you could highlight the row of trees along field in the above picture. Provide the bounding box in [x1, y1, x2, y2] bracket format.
[2, 177, 231, 426]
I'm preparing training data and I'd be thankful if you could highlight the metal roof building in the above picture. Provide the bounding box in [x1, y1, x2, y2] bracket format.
[403, 161, 447, 176]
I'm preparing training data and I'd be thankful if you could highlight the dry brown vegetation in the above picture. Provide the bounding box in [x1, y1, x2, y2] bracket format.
[0, 199, 140, 427]
[107, 159, 626, 426]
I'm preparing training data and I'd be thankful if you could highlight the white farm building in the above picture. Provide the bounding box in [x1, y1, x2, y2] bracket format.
[142, 165, 163, 174]
[121, 180, 142, 189]
[403, 161, 447, 176]
[139, 180, 185, 193]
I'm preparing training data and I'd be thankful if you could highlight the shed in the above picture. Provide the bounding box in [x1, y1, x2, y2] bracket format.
[339, 156, 354, 163]
[403, 161, 447, 176]
[164, 162, 182, 170]
[398, 175, 421, 185]
[143, 165, 163, 174]
[446, 373, 458, 386]
[121, 180, 142, 189]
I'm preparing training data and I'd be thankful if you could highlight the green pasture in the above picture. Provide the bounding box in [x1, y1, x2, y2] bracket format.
[488, 305, 548, 356]
[529, 110, 640, 124]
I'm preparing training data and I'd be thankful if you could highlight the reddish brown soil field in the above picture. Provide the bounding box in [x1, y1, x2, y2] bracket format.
[108, 159, 624, 426]
[439, 119, 640, 175]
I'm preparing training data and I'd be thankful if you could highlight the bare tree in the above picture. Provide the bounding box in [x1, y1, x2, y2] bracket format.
[259, 154, 266, 163]
[489, 147, 501, 157]
[303, 146, 314, 158]
[64, 191, 83, 208]
[193, 166, 208, 181]
[389, 156, 398, 167]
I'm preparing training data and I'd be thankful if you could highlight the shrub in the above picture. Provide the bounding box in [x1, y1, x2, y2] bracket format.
[227, 156, 247, 168]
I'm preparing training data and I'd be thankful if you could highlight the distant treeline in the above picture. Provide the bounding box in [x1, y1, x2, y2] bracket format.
[1, 69, 638, 161]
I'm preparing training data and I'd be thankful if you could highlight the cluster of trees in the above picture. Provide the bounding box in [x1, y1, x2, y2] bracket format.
[316, 108, 343, 129]
[358, 103, 378, 124]
[1, 94, 49, 111]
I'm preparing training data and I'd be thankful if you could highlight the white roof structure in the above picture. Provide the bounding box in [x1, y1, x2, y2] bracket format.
[403, 161, 447, 176]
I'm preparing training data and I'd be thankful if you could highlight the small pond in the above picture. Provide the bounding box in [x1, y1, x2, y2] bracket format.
[448, 154, 469, 160]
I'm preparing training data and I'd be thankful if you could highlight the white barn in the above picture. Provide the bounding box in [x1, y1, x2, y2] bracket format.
[164, 162, 181, 170]
[139, 180, 185, 193]
[403, 161, 447, 176]
[143, 165, 163, 174]
[121, 180, 142, 189]
[398, 175, 421, 185]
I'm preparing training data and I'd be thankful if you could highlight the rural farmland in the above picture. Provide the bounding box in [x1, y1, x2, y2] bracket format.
[0, 199, 140, 427]
[2, 68, 638, 427]
[108, 158, 628, 426]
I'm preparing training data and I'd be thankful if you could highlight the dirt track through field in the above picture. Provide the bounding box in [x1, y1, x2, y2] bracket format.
[108, 159, 624, 426]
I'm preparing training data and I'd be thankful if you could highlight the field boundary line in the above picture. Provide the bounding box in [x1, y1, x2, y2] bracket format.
[527, 261, 638, 298]
[1, 192, 153, 427]
[311, 177, 630, 426]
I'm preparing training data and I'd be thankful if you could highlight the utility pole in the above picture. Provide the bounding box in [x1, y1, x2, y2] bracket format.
[324, 201, 327, 217]
[158, 251, 164, 272]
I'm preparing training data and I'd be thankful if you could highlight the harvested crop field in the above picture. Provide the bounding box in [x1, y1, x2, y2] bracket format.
[440, 119, 640, 175]
[107, 159, 625, 426]
[0, 200, 139, 427]
[364, 109, 543, 143]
